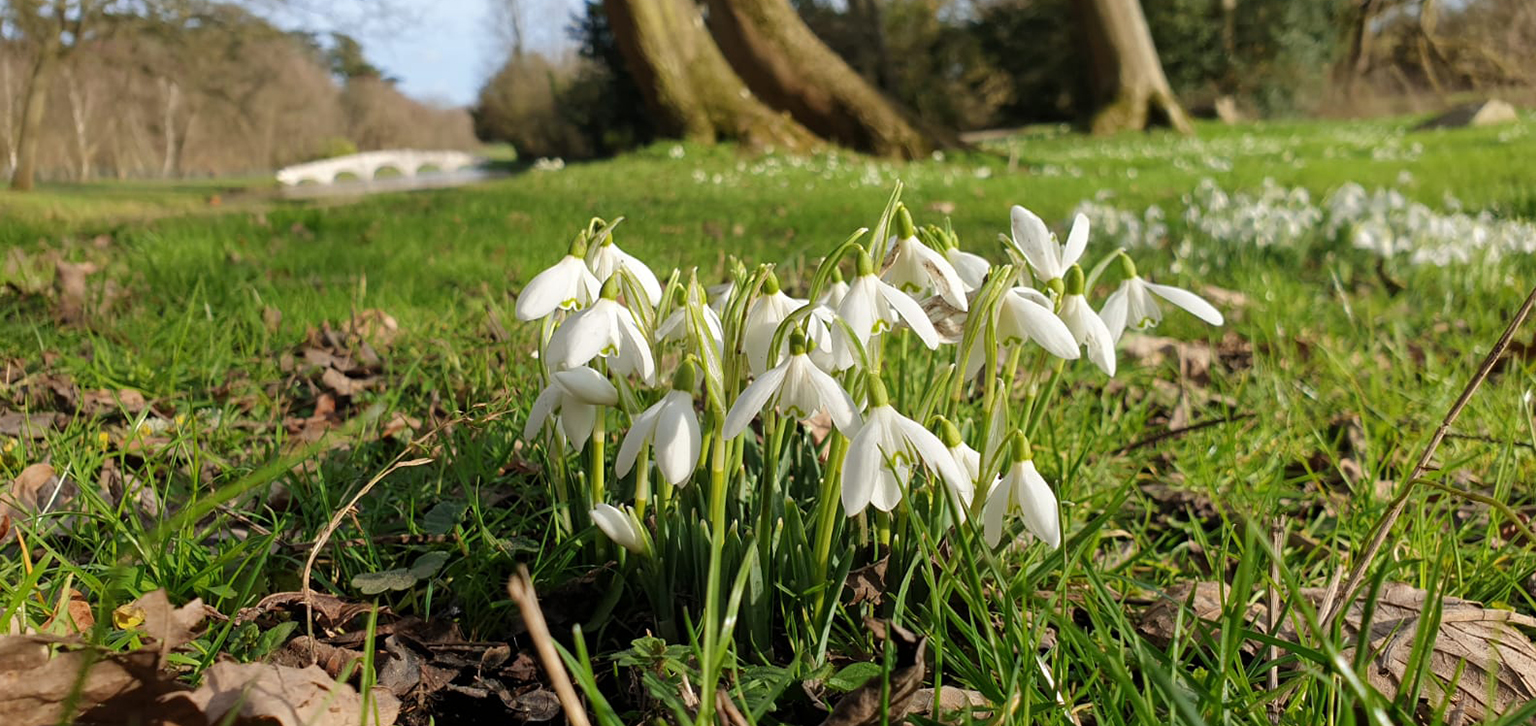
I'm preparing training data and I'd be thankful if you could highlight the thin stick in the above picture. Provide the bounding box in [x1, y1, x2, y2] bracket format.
[1109, 413, 1255, 456]
[507, 565, 592, 726]
[1320, 283, 1536, 629]
[300, 455, 432, 658]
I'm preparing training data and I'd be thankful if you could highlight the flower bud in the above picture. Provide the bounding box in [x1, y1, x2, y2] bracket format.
[866, 373, 890, 408]
[933, 416, 964, 448]
[671, 359, 700, 392]
[762, 269, 781, 295]
[590, 503, 651, 557]
[855, 247, 875, 277]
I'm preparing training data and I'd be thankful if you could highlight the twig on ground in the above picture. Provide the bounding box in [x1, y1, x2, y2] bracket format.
[507, 564, 592, 726]
[1320, 283, 1536, 629]
[1110, 413, 1255, 457]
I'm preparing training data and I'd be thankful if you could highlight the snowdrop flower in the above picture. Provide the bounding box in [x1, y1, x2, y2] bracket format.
[590, 502, 651, 556]
[843, 376, 970, 515]
[1058, 266, 1115, 376]
[515, 236, 600, 321]
[882, 205, 968, 310]
[549, 280, 656, 384]
[934, 417, 978, 509]
[946, 246, 991, 292]
[723, 332, 860, 438]
[1100, 254, 1223, 343]
[656, 288, 724, 352]
[982, 433, 1060, 548]
[1010, 206, 1087, 283]
[523, 366, 618, 451]
[964, 287, 1079, 379]
[743, 272, 808, 375]
[838, 249, 941, 353]
[804, 304, 855, 372]
[588, 232, 663, 305]
[616, 364, 702, 486]
[816, 267, 850, 309]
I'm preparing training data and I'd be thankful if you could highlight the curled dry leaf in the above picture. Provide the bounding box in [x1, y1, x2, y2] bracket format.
[0, 634, 178, 726]
[53, 260, 100, 323]
[1, 462, 79, 540]
[1138, 581, 1536, 722]
[235, 591, 381, 631]
[112, 590, 207, 665]
[167, 661, 401, 726]
[898, 687, 991, 722]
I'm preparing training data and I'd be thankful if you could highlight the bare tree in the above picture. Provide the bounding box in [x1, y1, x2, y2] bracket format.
[602, 0, 815, 151]
[1076, 0, 1193, 135]
[700, 0, 940, 158]
[1, 48, 17, 174]
[63, 64, 95, 179]
[3, 0, 111, 190]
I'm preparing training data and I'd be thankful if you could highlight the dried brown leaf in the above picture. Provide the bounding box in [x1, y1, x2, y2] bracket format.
[820, 621, 927, 726]
[0, 635, 181, 726]
[845, 557, 889, 607]
[54, 260, 99, 323]
[113, 590, 207, 663]
[235, 591, 379, 631]
[1140, 581, 1536, 722]
[169, 661, 400, 726]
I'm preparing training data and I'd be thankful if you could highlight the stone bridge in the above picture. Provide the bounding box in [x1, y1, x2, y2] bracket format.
[275, 150, 482, 186]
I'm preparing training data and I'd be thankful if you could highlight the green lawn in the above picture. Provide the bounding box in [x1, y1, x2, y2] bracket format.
[4, 115, 1536, 725]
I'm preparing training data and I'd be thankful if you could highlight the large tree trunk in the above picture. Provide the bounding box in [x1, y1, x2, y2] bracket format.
[1076, 0, 1193, 135]
[602, 0, 815, 152]
[10, 43, 61, 191]
[700, 0, 940, 159]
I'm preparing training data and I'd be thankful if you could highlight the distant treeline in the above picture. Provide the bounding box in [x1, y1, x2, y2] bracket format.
[0, 4, 476, 182]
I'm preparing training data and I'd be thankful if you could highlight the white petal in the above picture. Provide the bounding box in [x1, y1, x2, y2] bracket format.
[879, 282, 940, 349]
[1100, 286, 1131, 343]
[869, 468, 904, 513]
[804, 362, 861, 434]
[915, 243, 969, 311]
[841, 411, 886, 516]
[615, 403, 661, 478]
[1010, 205, 1060, 280]
[515, 256, 587, 321]
[982, 476, 1009, 547]
[1146, 282, 1224, 326]
[652, 392, 701, 485]
[523, 384, 561, 441]
[616, 247, 663, 305]
[1005, 292, 1080, 360]
[947, 249, 991, 291]
[614, 307, 657, 384]
[1062, 213, 1089, 268]
[898, 416, 973, 505]
[552, 366, 618, 406]
[1016, 461, 1061, 549]
[590, 503, 646, 555]
[837, 277, 881, 346]
[560, 303, 617, 369]
[561, 400, 598, 452]
[722, 362, 788, 439]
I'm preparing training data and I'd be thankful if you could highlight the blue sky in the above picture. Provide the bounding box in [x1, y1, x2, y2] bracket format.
[280, 0, 578, 108]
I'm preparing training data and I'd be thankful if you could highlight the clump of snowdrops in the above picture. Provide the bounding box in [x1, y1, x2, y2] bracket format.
[515, 187, 1222, 721]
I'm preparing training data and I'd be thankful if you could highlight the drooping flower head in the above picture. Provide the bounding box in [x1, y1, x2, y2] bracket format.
[523, 366, 618, 451]
[838, 247, 942, 354]
[964, 286, 1081, 379]
[743, 271, 808, 375]
[515, 234, 600, 321]
[723, 331, 861, 439]
[843, 375, 970, 515]
[1058, 265, 1116, 376]
[616, 361, 703, 486]
[882, 204, 968, 310]
[588, 230, 663, 306]
[982, 432, 1060, 548]
[590, 502, 652, 556]
[548, 278, 657, 384]
[1099, 253, 1223, 343]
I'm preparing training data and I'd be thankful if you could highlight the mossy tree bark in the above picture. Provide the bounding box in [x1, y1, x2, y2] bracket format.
[700, 0, 941, 159]
[602, 0, 816, 152]
[1077, 0, 1193, 135]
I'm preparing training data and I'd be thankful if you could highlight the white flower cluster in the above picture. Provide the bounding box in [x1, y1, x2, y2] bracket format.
[1070, 197, 1168, 250]
[516, 200, 1222, 553]
[1326, 182, 1536, 265]
[1182, 178, 1324, 249]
